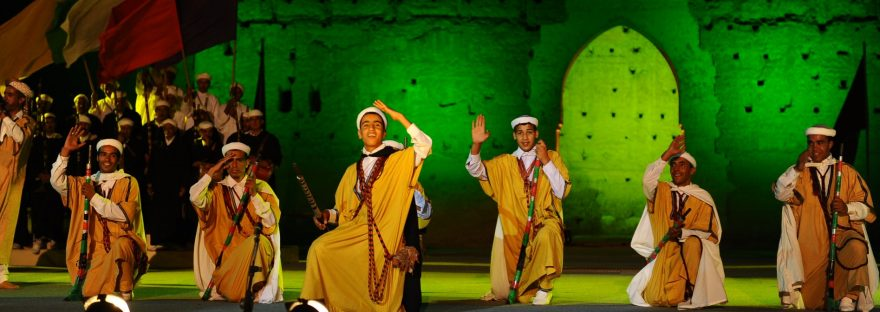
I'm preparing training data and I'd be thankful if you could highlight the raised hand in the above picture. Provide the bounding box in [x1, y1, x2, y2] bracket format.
[661, 128, 686, 161]
[373, 100, 411, 128]
[61, 125, 89, 156]
[206, 155, 232, 180]
[471, 114, 490, 144]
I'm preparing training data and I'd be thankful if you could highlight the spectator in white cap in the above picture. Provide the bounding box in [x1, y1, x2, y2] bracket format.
[216, 82, 248, 142]
[68, 95, 102, 138]
[302, 100, 432, 311]
[773, 124, 877, 311]
[189, 73, 220, 118]
[0, 80, 37, 289]
[49, 125, 148, 300]
[629, 126, 726, 309]
[102, 91, 142, 141]
[26, 110, 65, 255]
[228, 109, 282, 185]
[92, 81, 120, 122]
[191, 120, 223, 182]
[189, 141, 282, 303]
[146, 118, 190, 250]
[466, 114, 569, 305]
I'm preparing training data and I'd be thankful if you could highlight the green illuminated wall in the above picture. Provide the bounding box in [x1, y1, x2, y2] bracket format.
[193, 0, 880, 249]
[561, 26, 681, 235]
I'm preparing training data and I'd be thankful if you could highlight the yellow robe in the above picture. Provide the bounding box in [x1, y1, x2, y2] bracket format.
[0, 115, 34, 266]
[479, 151, 569, 303]
[301, 148, 422, 311]
[642, 182, 720, 306]
[195, 179, 280, 302]
[63, 175, 148, 297]
[785, 163, 875, 309]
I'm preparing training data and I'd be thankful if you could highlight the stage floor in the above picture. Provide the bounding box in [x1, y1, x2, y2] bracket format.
[0, 245, 868, 311]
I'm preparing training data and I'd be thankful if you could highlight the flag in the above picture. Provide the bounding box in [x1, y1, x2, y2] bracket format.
[156, 0, 237, 66]
[0, 0, 58, 80]
[254, 38, 266, 121]
[98, 0, 182, 82]
[833, 45, 868, 164]
[60, 0, 124, 67]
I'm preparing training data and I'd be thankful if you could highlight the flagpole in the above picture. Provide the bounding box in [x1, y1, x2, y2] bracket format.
[83, 61, 96, 96]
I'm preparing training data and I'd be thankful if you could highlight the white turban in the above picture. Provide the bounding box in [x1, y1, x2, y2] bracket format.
[805, 125, 836, 137]
[77, 114, 91, 124]
[511, 115, 538, 129]
[198, 121, 214, 130]
[230, 82, 244, 92]
[117, 118, 134, 127]
[38, 94, 53, 104]
[196, 73, 211, 81]
[155, 100, 170, 108]
[7, 81, 33, 98]
[222, 142, 251, 156]
[165, 85, 183, 98]
[159, 119, 176, 128]
[671, 152, 697, 168]
[382, 140, 404, 150]
[356, 107, 387, 130]
[42, 112, 56, 120]
[96, 139, 123, 153]
[243, 109, 263, 118]
[73, 94, 88, 103]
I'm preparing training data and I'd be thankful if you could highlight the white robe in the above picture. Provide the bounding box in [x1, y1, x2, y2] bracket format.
[627, 160, 727, 309]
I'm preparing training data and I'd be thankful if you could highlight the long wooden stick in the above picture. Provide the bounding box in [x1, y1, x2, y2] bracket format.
[64, 149, 92, 301]
[826, 144, 844, 311]
[508, 161, 540, 304]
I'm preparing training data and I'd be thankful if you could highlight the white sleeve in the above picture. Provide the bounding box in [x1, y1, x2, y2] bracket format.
[189, 174, 213, 210]
[774, 166, 800, 202]
[847, 202, 871, 221]
[90, 193, 128, 222]
[541, 160, 566, 199]
[50, 155, 70, 197]
[414, 190, 432, 220]
[407, 124, 432, 166]
[0, 116, 24, 143]
[680, 228, 712, 241]
[642, 158, 666, 200]
[251, 194, 276, 227]
[465, 153, 487, 180]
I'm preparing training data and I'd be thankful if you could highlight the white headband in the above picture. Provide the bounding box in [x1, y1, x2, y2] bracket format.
[198, 121, 214, 130]
[222, 142, 251, 156]
[117, 118, 134, 127]
[155, 100, 170, 108]
[671, 152, 697, 168]
[805, 126, 836, 137]
[510, 115, 538, 129]
[96, 139, 123, 153]
[196, 73, 211, 81]
[356, 107, 387, 130]
[7, 81, 33, 98]
[243, 109, 264, 118]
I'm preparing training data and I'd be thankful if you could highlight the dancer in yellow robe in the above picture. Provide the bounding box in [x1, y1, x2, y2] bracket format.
[466, 114, 570, 305]
[0, 81, 35, 289]
[628, 130, 726, 309]
[190, 142, 282, 303]
[301, 100, 432, 311]
[50, 129, 147, 299]
[774, 125, 877, 312]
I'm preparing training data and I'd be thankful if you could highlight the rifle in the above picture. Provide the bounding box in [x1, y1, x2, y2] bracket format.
[508, 160, 540, 304]
[201, 136, 269, 301]
[64, 149, 92, 301]
[826, 144, 844, 311]
[292, 162, 322, 220]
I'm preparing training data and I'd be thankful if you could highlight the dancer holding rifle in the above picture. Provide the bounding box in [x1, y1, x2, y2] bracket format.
[189, 142, 283, 303]
[301, 100, 432, 311]
[627, 127, 726, 309]
[50, 126, 147, 300]
[465, 114, 570, 305]
[773, 125, 876, 312]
